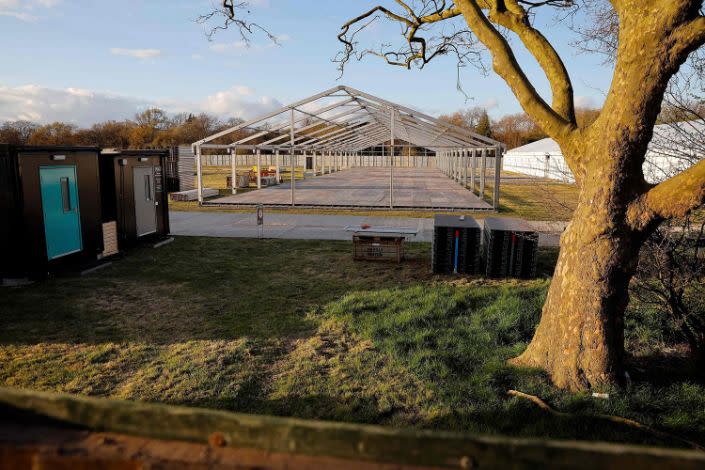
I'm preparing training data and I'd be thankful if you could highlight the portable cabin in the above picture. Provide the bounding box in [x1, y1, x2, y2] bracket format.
[99, 149, 170, 250]
[0, 145, 104, 278]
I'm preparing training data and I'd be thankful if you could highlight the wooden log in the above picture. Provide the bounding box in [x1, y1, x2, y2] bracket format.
[1, 387, 704, 469]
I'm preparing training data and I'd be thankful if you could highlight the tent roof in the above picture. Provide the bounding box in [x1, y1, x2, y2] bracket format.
[194, 85, 502, 152]
[506, 120, 705, 157]
[505, 137, 561, 155]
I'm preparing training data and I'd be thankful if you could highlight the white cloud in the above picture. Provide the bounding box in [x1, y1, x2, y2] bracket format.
[210, 41, 249, 53]
[0, 0, 59, 21]
[110, 48, 162, 59]
[201, 86, 282, 118]
[0, 85, 149, 124]
[210, 34, 290, 53]
[0, 84, 283, 126]
[482, 98, 499, 110]
[575, 95, 596, 108]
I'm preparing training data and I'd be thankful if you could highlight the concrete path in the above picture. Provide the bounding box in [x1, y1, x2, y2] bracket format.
[170, 211, 565, 246]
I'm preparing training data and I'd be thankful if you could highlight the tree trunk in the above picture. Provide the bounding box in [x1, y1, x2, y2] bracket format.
[452, 0, 703, 391]
[510, 192, 646, 390]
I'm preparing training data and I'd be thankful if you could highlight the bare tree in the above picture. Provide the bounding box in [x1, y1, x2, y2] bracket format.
[0, 121, 39, 145]
[632, 217, 705, 367]
[196, 0, 277, 43]
[204, 1, 705, 391]
[439, 107, 488, 131]
[493, 112, 546, 148]
[631, 77, 705, 367]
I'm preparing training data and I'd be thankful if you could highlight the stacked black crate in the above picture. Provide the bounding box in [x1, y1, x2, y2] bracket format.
[482, 217, 539, 278]
[432, 215, 481, 274]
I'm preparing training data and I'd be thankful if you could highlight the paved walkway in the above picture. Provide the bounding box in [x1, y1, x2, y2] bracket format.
[209, 167, 492, 210]
[170, 211, 565, 246]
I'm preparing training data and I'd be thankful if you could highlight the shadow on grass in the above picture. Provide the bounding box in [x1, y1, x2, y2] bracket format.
[5, 237, 703, 447]
[0, 237, 435, 346]
[168, 364, 702, 449]
[627, 351, 705, 386]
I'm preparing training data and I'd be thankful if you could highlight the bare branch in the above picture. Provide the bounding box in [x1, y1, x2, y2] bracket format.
[570, 0, 618, 63]
[335, 3, 469, 73]
[196, 0, 277, 43]
[456, 0, 575, 140]
[485, 0, 577, 123]
[669, 15, 705, 62]
[336, 0, 578, 141]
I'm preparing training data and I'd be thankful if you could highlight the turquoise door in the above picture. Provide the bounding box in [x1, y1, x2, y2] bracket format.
[40, 166, 83, 260]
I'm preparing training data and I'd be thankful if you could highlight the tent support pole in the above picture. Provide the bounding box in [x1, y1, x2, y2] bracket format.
[470, 149, 477, 195]
[231, 146, 237, 195]
[195, 144, 203, 204]
[493, 146, 502, 210]
[480, 148, 487, 200]
[290, 109, 296, 207]
[390, 107, 395, 209]
[463, 149, 468, 189]
[256, 149, 262, 189]
[275, 150, 280, 184]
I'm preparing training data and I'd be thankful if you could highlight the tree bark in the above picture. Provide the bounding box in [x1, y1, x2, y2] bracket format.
[507, 7, 705, 390]
[509, 134, 656, 390]
[510, 199, 646, 390]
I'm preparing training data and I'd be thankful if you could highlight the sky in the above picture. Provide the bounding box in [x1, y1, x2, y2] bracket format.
[0, 0, 615, 126]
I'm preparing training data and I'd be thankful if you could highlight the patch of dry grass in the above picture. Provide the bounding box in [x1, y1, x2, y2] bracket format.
[0, 238, 435, 412]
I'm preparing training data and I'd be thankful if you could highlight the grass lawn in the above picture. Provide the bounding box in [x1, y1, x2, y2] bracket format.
[1, 237, 703, 448]
[174, 167, 580, 221]
[480, 180, 579, 221]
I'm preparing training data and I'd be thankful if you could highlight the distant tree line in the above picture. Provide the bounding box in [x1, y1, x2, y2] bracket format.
[440, 102, 705, 150]
[0, 109, 247, 149]
[439, 106, 602, 149]
[4, 101, 702, 152]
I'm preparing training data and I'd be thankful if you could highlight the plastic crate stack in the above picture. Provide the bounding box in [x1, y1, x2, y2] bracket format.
[432, 215, 481, 274]
[482, 217, 539, 279]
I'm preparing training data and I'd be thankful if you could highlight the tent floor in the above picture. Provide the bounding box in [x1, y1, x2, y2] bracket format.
[207, 167, 493, 211]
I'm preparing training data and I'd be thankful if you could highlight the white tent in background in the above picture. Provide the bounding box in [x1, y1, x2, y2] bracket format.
[503, 120, 705, 184]
[502, 138, 571, 182]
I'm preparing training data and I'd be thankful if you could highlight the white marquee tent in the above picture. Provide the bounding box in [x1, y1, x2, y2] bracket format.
[504, 120, 705, 184]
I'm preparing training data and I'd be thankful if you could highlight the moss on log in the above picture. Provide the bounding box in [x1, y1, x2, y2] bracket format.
[1, 387, 704, 469]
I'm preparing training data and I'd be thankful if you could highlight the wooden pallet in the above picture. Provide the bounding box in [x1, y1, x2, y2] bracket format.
[353, 235, 405, 262]
[101, 221, 118, 257]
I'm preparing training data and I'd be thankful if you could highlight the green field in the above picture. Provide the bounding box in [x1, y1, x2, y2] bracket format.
[1, 237, 703, 448]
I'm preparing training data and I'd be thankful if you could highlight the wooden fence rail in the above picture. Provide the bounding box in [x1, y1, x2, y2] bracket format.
[1, 387, 704, 469]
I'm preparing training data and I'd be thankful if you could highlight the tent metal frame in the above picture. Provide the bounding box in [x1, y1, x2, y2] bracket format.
[193, 85, 504, 210]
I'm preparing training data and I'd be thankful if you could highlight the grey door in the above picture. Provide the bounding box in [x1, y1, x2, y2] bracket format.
[133, 166, 157, 237]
